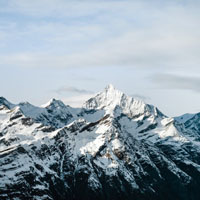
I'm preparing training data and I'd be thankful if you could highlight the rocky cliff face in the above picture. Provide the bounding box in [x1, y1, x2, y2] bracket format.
[0, 85, 200, 200]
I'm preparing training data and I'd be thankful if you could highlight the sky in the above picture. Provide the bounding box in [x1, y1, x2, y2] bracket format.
[0, 0, 200, 117]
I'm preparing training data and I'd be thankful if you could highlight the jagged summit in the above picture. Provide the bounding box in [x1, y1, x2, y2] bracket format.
[0, 96, 7, 101]
[84, 84, 137, 108]
[83, 84, 163, 119]
[0, 96, 14, 109]
[104, 83, 115, 91]
[41, 98, 67, 109]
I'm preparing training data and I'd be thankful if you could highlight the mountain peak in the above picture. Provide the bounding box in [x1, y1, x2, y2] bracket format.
[105, 84, 115, 90]
[0, 97, 8, 106]
[83, 85, 165, 119]
[49, 98, 59, 104]
[84, 85, 152, 118]
[19, 101, 32, 106]
[42, 98, 66, 108]
[84, 84, 125, 109]
[0, 96, 7, 101]
[104, 84, 121, 95]
[0, 96, 14, 109]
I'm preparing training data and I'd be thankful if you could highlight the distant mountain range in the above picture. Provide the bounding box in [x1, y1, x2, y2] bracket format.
[0, 84, 200, 200]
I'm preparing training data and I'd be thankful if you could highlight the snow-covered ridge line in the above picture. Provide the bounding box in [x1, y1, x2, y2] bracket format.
[1, 84, 200, 200]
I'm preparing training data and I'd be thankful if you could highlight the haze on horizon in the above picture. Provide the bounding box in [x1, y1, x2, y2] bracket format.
[0, 0, 200, 117]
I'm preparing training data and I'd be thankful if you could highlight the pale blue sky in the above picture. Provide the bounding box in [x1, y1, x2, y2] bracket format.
[1, 0, 200, 116]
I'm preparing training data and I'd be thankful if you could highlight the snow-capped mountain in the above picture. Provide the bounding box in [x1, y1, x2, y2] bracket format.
[0, 85, 200, 200]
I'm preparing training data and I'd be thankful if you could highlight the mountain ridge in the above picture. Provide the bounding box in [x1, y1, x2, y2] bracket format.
[0, 85, 200, 200]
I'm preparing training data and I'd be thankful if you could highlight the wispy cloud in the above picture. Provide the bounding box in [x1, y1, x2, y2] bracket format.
[151, 74, 200, 93]
[1, 0, 200, 71]
[1, 27, 200, 69]
[131, 94, 150, 101]
[53, 86, 94, 95]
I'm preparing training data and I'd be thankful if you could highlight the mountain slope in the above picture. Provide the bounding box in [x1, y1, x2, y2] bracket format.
[0, 85, 200, 200]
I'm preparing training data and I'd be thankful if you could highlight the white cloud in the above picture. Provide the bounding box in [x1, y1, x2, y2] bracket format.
[0, 0, 150, 18]
[151, 74, 200, 93]
[1, 24, 200, 70]
[1, 1, 200, 72]
[53, 86, 94, 94]
[62, 94, 95, 107]
[131, 94, 150, 101]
